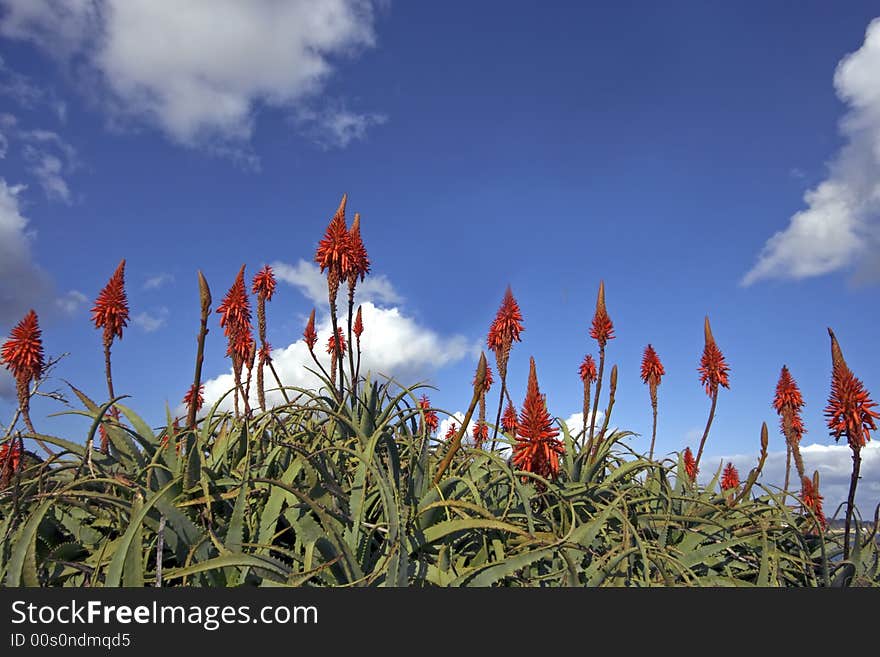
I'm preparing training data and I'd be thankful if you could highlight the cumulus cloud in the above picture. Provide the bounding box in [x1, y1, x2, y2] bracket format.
[133, 307, 169, 333]
[705, 440, 880, 520]
[272, 259, 402, 306]
[742, 18, 880, 285]
[0, 0, 384, 149]
[199, 302, 478, 414]
[143, 273, 174, 290]
[0, 179, 52, 324]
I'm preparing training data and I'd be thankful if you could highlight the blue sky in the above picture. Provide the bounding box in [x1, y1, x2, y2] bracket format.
[1, 1, 878, 514]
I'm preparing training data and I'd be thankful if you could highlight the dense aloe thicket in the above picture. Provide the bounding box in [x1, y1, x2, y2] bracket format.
[1, 195, 878, 587]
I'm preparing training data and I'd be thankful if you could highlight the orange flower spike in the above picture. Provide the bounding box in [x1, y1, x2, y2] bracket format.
[418, 394, 439, 434]
[303, 309, 318, 351]
[825, 364, 879, 450]
[182, 383, 205, 413]
[1, 310, 44, 384]
[589, 280, 615, 348]
[473, 364, 493, 394]
[640, 344, 665, 387]
[326, 327, 346, 356]
[444, 422, 458, 441]
[353, 305, 364, 340]
[348, 213, 370, 283]
[487, 286, 524, 353]
[251, 265, 276, 301]
[721, 462, 740, 490]
[0, 439, 23, 473]
[473, 422, 489, 448]
[683, 447, 698, 482]
[91, 259, 129, 345]
[512, 357, 563, 481]
[800, 475, 827, 530]
[501, 401, 518, 433]
[578, 354, 597, 383]
[216, 265, 252, 338]
[698, 316, 730, 395]
[774, 365, 806, 443]
[315, 195, 353, 279]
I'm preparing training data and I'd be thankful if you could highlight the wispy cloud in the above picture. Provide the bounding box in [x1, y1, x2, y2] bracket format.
[55, 289, 88, 315]
[133, 307, 170, 333]
[0, 1, 385, 153]
[294, 106, 388, 149]
[742, 18, 880, 286]
[272, 259, 403, 307]
[143, 273, 174, 290]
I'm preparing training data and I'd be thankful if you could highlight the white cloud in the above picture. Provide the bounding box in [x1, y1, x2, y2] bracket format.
[295, 106, 387, 148]
[0, 0, 384, 149]
[272, 259, 403, 307]
[0, 179, 52, 324]
[199, 301, 477, 414]
[23, 145, 70, 203]
[742, 18, 880, 285]
[704, 440, 880, 520]
[133, 307, 169, 333]
[143, 273, 174, 290]
[0, 114, 78, 203]
[55, 289, 87, 315]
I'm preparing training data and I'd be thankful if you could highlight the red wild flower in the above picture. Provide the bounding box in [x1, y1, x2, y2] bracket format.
[512, 357, 564, 481]
[825, 363, 879, 450]
[444, 422, 458, 441]
[315, 195, 353, 281]
[473, 421, 489, 448]
[183, 383, 205, 413]
[0, 439, 23, 473]
[774, 365, 806, 444]
[353, 305, 364, 340]
[92, 259, 129, 345]
[501, 401, 518, 434]
[326, 327, 346, 356]
[418, 395, 439, 434]
[473, 364, 493, 393]
[640, 344, 665, 387]
[683, 447, 698, 482]
[258, 344, 272, 365]
[487, 286, 524, 355]
[252, 265, 276, 301]
[303, 309, 318, 350]
[216, 265, 252, 339]
[1, 310, 44, 385]
[698, 316, 730, 395]
[578, 354, 597, 383]
[721, 462, 740, 490]
[347, 213, 370, 283]
[800, 476, 827, 531]
[589, 280, 615, 348]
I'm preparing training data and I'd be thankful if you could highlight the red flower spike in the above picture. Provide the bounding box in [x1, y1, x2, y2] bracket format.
[353, 305, 364, 340]
[683, 447, 698, 482]
[347, 213, 370, 283]
[502, 401, 518, 433]
[512, 357, 564, 481]
[314, 194, 352, 279]
[640, 344, 665, 386]
[774, 365, 806, 444]
[721, 462, 740, 490]
[258, 344, 272, 365]
[183, 384, 205, 413]
[444, 422, 458, 441]
[473, 421, 489, 449]
[216, 265, 252, 338]
[589, 280, 615, 348]
[0, 439, 23, 473]
[418, 395, 439, 434]
[1, 310, 44, 384]
[578, 354, 597, 383]
[303, 309, 318, 350]
[473, 364, 493, 393]
[698, 316, 730, 396]
[825, 363, 879, 450]
[252, 265, 276, 301]
[326, 327, 347, 356]
[91, 259, 129, 344]
[800, 476, 827, 531]
[487, 286, 524, 353]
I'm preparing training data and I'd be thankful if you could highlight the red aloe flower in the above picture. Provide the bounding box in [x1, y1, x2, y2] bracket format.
[444, 422, 458, 441]
[303, 309, 318, 350]
[512, 357, 564, 481]
[589, 280, 615, 348]
[314, 195, 352, 296]
[473, 364, 493, 393]
[0, 439, 23, 473]
[251, 265, 276, 301]
[721, 462, 740, 490]
[487, 286, 524, 355]
[473, 421, 489, 449]
[2, 310, 44, 385]
[501, 401, 518, 433]
[418, 395, 439, 434]
[258, 344, 272, 365]
[825, 362, 878, 451]
[353, 305, 364, 340]
[326, 327, 346, 356]
[698, 316, 730, 395]
[578, 354, 597, 383]
[92, 259, 129, 345]
[683, 447, 698, 482]
[774, 365, 806, 444]
[800, 475, 827, 531]
[183, 383, 205, 413]
[216, 265, 252, 340]
[640, 344, 665, 387]
[347, 213, 370, 283]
